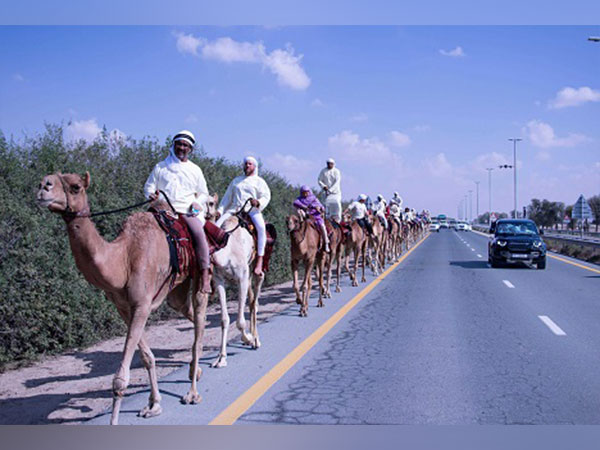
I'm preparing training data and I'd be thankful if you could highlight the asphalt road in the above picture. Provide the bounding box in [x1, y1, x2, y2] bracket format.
[87, 229, 600, 425]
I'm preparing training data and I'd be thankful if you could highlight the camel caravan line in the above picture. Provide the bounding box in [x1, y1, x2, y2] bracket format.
[36, 170, 427, 425]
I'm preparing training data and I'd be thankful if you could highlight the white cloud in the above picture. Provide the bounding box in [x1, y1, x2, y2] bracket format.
[328, 130, 399, 166]
[523, 120, 589, 148]
[425, 153, 453, 177]
[413, 124, 431, 132]
[65, 119, 102, 143]
[185, 114, 199, 124]
[536, 151, 551, 161]
[469, 152, 511, 173]
[349, 113, 368, 122]
[311, 98, 324, 107]
[13, 73, 24, 82]
[174, 33, 310, 90]
[264, 152, 315, 184]
[548, 86, 600, 109]
[439, 46, 465, 57]
[388, 131, 412, 148]
[174, 32, 204, 56]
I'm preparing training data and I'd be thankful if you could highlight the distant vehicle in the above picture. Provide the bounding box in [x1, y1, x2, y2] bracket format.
[449, 219, 457, 229]
[456, 221, 468, 231]
[488, 219, 546, 269]
[439, 220, 449, 229]
[466, 222, 472, 231]
[429, 222, 440, 232]
[437, 214, 447, 221]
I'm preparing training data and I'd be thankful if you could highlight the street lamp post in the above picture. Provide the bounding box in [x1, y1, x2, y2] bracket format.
[468, 190, 473, 222]
[486, 168, 493, 225]
[475, 181, 480, 222]
[508, 138, 522, 218]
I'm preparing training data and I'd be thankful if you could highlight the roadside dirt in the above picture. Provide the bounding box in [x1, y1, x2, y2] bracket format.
[0, 281, 298, 424]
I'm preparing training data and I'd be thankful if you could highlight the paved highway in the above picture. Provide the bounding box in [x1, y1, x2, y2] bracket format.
[88, 229, 600, 425]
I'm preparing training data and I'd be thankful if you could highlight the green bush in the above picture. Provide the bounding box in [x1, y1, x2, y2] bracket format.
[0, 125, 299, 369]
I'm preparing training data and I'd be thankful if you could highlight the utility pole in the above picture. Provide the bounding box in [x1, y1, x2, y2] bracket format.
[475, 181, 480, 222]
[486, 168, 494, 225]
[468, 190, 473, 222]
[508, 138, 522, 218]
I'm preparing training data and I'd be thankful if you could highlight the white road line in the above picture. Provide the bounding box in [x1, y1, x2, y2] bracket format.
[538, 315, 567, 336]
[477, 254, 482, 258]
[503, 280, 515, 288]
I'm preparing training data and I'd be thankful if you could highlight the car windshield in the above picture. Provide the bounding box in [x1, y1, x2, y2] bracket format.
[495, 222, 538, 235]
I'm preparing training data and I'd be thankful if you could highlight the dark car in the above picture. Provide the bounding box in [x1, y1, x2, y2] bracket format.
[488, 219, 547, 269]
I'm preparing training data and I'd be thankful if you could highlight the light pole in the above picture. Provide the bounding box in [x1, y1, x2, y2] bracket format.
[468, 190, 473, 222]
[486, 168, 493, 225]
[508, 137, 522, 218]
[475, 181, 480, 222]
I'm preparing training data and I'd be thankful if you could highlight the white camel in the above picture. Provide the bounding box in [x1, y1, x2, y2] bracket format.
[204, 194, 265, 368]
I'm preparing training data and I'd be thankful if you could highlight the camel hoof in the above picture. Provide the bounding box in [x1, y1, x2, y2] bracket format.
[317, 301, 324, 307]
[361, 277, 367, 283]
[252, 337, 261, 349]
[295, 297, 302, 305]
[138, 403, 162, 419]
[352, 281, 358, 287]
[335, 287, 341, 293]
[241, 334, 253, 346]
[181, 391, 202, 405]
[211, 357, 227, 368]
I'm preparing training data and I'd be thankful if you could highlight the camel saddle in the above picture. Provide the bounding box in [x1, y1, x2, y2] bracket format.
[237, 212, 277, 272]
[150, 209, 230, 284]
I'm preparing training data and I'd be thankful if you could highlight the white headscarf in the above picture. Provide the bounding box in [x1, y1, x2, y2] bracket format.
[244, 156, 259, 175]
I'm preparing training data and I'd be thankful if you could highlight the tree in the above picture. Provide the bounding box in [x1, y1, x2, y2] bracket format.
[588, 195, 600, 232]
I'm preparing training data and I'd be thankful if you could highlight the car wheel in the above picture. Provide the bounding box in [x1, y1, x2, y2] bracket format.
[537, 258, 546, 270]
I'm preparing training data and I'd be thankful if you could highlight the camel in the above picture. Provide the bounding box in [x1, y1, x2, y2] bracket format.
[322, 219, 343, 298]
[368, 214, 387, 275]
[342, 214, 368, 287]
[36, 172, 209, 425]
[385, 216, 402, 263]
[287, 212, 326, 317]
[203, 194, 265, 368]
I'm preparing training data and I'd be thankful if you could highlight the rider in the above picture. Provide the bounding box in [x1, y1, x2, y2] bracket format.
[216, 156, 271, 276]
[344, 194, 373, 237]
[317, 158, 342, 223]
[372, 194, 388, 231]
[293, 185, 330, 253]
[389, 191, 403, 209]
[143, 129, 211, 293]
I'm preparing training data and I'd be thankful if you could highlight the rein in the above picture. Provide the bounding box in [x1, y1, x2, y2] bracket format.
[58, 171, 173, 222]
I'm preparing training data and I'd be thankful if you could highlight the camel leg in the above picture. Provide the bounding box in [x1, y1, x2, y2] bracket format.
[111, 303, 162, 420]
[237, 270, 254, 346]
[301, 259, 314, 316]
[111, 304, 151, 425]
[317, 256, 325, 307]
[292, 259, 302, 305]
[335, 250, 342, 293]
[211, 278, 230, 368]
[248, 273, 264, 349]
[324, 252, 333, 298]
[182, 287, 208, 405]
[361, 244, 367, 283]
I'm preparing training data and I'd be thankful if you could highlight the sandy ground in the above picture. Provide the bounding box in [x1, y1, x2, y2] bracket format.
[0, 281, 299, 425]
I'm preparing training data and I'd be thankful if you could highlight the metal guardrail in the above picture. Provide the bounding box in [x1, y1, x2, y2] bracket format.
[471, 224, 600, 249]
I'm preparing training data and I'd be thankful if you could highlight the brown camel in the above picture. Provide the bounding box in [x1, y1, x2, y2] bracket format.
[287, 212, 326, 317]
[385, 216, 401, 263]
[36, 172, 209, 425]
[368, 214, 387, 275]
[322, 219, 343, 298]
[342, 215, 368, 287]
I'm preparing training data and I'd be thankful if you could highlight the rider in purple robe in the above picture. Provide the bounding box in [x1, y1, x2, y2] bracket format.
[293, 185, 330, 252]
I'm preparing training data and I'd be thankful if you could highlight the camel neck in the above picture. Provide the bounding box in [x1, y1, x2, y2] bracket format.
[65, 215, 123, 291]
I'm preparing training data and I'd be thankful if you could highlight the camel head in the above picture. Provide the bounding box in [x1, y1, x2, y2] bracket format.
[36, 172, 91, 216]
[287, 214, 301, 232]
[204, 193, 219, 221]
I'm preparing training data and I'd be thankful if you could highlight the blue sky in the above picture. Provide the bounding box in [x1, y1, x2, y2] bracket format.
[1, 26, 599, 217]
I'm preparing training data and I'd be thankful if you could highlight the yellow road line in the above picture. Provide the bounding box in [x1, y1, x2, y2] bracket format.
[209, 233, 431, 425]
[548, 254, 600, 275]
[471, 229, 600, 275]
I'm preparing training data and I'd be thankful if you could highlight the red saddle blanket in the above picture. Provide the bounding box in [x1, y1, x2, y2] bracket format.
[238, 213, 277, 273]
[151, 210, 196, 283]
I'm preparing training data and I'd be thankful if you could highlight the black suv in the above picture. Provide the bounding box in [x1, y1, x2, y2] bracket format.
[488, 219, 547, 269]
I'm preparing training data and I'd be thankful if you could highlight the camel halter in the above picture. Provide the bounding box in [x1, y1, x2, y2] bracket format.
[56, 174, 171, 222]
